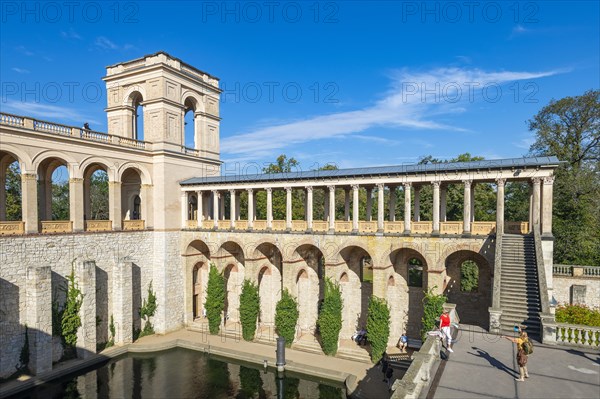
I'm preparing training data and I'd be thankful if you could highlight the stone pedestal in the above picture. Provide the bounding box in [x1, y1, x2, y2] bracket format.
[113, 261, 133, 345]
[488, 308, 502, 334]
[540, 313, 557, 345]
[26, 265, 52, 375]
[76, 261, 97, 358]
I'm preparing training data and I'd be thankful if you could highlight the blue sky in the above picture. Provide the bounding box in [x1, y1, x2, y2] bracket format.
[1, 1, 598, 171]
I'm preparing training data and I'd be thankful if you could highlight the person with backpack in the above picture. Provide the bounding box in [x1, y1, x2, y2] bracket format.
[502, 331, 532, 381]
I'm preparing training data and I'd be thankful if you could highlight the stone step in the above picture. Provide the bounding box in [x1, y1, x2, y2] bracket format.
[291, 335, 325, 355]
[336, 342, 373, 364]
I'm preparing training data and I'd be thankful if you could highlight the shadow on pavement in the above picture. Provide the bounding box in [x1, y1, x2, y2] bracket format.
[468, 346, 517, 378]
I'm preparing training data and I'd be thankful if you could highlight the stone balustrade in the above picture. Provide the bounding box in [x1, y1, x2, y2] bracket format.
[553, 265, 600, 277]
[556, 323, 600, 348]
[505, 221, 529, 234]
[84, 220, 112, 232]
[122, 220, 145, 231]
[40, 221, 73, 233]
[0, 221, 25, 235]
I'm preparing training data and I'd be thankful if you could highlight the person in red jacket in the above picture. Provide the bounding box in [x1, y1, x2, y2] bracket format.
[440, 309, 453, 353]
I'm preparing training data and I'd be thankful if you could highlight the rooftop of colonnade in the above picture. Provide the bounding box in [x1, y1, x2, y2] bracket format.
[180, 156, 560, 189]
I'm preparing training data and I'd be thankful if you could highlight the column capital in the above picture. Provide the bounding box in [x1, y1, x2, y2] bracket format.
[69, 177, 84, 184]
[531, 177, 542, 185]
[462, 179, 473, 187]
[229, 188, 236, 195]
[327, 185, 336, 192]
[285, 186, 292, 193]
[543, 176, 555, 185]
[495, 178, 506, 187]
[196, 189, 203, 195]
[305, 186, 313, 193]
[21, 173, 37, 181]
[265, 187, 272, 193]
[431, 181, 441, 188]
[351, 184, 359, 191]
[247, 188, 254, 194]
[212, 189, 221, 198]
[376, 183, 385, 190]
[403, 182, 411, 189]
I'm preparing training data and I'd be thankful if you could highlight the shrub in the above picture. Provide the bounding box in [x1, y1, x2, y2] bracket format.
[17, 326, 30, 373]
[555, 304, 600, 327]
[205, 263, 225, 334]
[366, 296, 390, 363]
[460, 260, 479, 292]
[317, 278, 343, 355]
[61, 268, 84, 357]
[239, 279, 260, 341]
[421, 287, 447, 341]
[138, 281, 158, 338]
[275, 289, 299, 347]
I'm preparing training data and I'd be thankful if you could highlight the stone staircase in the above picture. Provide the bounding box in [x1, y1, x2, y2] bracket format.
[499, 234, 541, 339]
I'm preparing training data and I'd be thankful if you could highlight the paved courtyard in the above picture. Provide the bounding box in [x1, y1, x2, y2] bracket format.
[430, 325, 600, 399]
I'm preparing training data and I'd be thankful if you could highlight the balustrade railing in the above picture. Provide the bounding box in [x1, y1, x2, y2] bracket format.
[202, 220, 213, 229]
[440, 221, 462, 234]
[34, 120, 71, 136]
[253, 220, 267, 230]
[553, 264, 600, 277]
[335, 220, 352, 233]
[312, 221, 328, 232]
[40, 221, 73, 233]
[412, 221, 433, 234]
[506, 221, 529, 234]
[122, 220, 145, 231]
[384, 221, 404, 233]
[556, 323, 600, 348]
[186, 220, 198, 229]
[359, 221, 377, 233]
[272, 220, 286, 231]
[472, 221, 496, 235]
[80, 129, 111, 143]
[0, 221, 25, 235]
[84, 220, 112, 232]
[0, 113, 24, 126]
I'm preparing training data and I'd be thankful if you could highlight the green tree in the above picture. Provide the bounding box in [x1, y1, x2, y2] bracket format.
[275, 289, 299, 347]
[528, 89, 600, 265]
[89, 170, 109, 220]
[4, 162, 22, 220]
[138, 281, 157, 337]
[421, 288, 447, 341]
[205, 263, 225, 334]
[316, 278, 343, 356]
[366, 296, 390, 362]
[61, 267, 84, 358]
[460, 260, 479, 292]
[239, 279, 260, 341]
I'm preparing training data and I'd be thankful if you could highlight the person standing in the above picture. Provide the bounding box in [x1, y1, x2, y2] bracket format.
[502, 331, 530, 381]
[440, 309, 453, 353]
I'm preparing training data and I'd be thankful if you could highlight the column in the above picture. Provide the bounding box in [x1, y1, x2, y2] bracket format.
[532, 177, 541, 229]
[70, 177, 84, 231]
[496, 178, 505, 235]
[344, 188, 350, 221]
[108, 181, 121, 230]
[266, 187, 273, 230]
[113, 261, 133, 345]
[22, 173, 38, 233]
[470, 182, 476, 222]
[413, 185, 420, 222]
[235, 191, 241, 220]
[247, 188, 254, 230]
[83, 178, 91, 220]
[324, 188, 330, 222]
[541, 176, 554, 236]
[377, 183, 384, 233]
[440, 184, 447, 222]
[528, 186, 533, 232]
[306, 186, 313, 231]
[432, 181, 440, 234]
[25, 265, 52, 374]
[389, 186, 396, 221]
[328, 185, 335, 232]
[141, 184, 153, 229]
[196, 191, 203, 225]
[463, 180, 472, 235]
[230, 189, 236, 229]
[352, 184, 359, 233]
[76, 260, 97, 359]
[403, 183, 411, 234]
[285, 187, 292, 231]
[213, 190, 219, 228]
[0, 167, 5, 220]
[365, 187, 373, 222]
[181, 192, 188, 228]
[220, 194, 225, 220]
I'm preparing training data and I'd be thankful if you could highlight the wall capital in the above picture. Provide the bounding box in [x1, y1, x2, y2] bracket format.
[108, 180, 122, 186]
[543, 176, 555, 185]
[495, 178, 506, 187]
[141, 184, 153, 189]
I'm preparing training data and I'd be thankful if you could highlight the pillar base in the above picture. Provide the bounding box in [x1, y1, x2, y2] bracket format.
[327, 228, 335, 235]
[247, 227, 254, 232]
[377, 228, 384, 234]
[351, 229, 359, 235]
[403, 230, 411, 236]
[462, 231, 471, 237]
[431, 231, 440, 237]
[266, 227, 272, 232]
[286, 228, 292, 233]
[305, 228, 313, 234]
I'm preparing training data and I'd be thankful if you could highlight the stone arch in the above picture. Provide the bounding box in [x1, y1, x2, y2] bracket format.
[122, 85, 147, 106]
[336, 245, 373, 340]
[79, 157, 116, 182]
[223, 262, 244, 324]
[289, 244, 324, 336]
[82, 161, 111, 221]
[0, 150, 23, 221]
[32, 150, 78, 177]
[184, 239, 212, 323]
[36, 154, 72, 221]
[121, 167, 142, 221]
[0, 144, 32, 172]
[253, 242, 283, 327]
[444, 250, 492, 329]
[117, 162, 152, 185]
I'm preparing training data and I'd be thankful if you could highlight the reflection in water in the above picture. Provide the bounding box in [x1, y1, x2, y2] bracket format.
[14, 348, 345, 399]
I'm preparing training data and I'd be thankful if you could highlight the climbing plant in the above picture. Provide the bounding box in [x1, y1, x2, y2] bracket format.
[317, 278, 343, 355]
[275, 289, 299, 347]
[138, 281, 158, 338]
[366, 295, 390, 363]
[239, 279, 260, 341]
[107, 314, 116, 347]
[17, 326, 30, 374]
[61, 267, 84, 358]
[205, 263, 225, 334]
[421, 287, 447, 341]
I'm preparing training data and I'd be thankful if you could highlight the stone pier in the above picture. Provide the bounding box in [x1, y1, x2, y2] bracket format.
[113, 261, 133, 345]
[76, 260, 97, 358]
[25, 265, 52, 375]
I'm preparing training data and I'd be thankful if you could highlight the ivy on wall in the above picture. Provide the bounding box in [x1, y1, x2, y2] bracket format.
[317, 278, 343, 356]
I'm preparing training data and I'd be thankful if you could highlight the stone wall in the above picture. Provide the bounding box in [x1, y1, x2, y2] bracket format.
[0, 230, 181, 378]
[553, 275, 600, 309]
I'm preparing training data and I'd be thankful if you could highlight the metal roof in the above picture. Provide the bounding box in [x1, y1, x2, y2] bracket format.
[180, 156, 561, 186]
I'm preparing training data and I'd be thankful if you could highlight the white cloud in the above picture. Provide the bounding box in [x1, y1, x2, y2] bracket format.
[15, 46, 34, 56]
[11, 67, 29, 74]
[61, 29, 82, 40]
[1, 100, 101, 125]
[94, 36, 134, 51]
[221, 67, 559, 160]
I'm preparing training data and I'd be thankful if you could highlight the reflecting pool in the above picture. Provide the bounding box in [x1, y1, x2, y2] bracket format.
[14, 348, 346, 399]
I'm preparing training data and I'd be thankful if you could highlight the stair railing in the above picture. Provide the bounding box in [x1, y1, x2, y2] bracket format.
[488, 233, 503, 334]
[533, 227, 557, 343]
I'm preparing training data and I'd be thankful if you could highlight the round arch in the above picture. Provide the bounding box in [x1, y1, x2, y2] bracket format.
[32, 151, 78, 178]
[122, 86, 147, 107]
[253, 241, 283, 327]
[290, 244, 324, 336]
[117, 163, 152, 186]
[184, 239, 212, 324]
[444, 250, 492, 329]
[0, 145, 32, 172]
